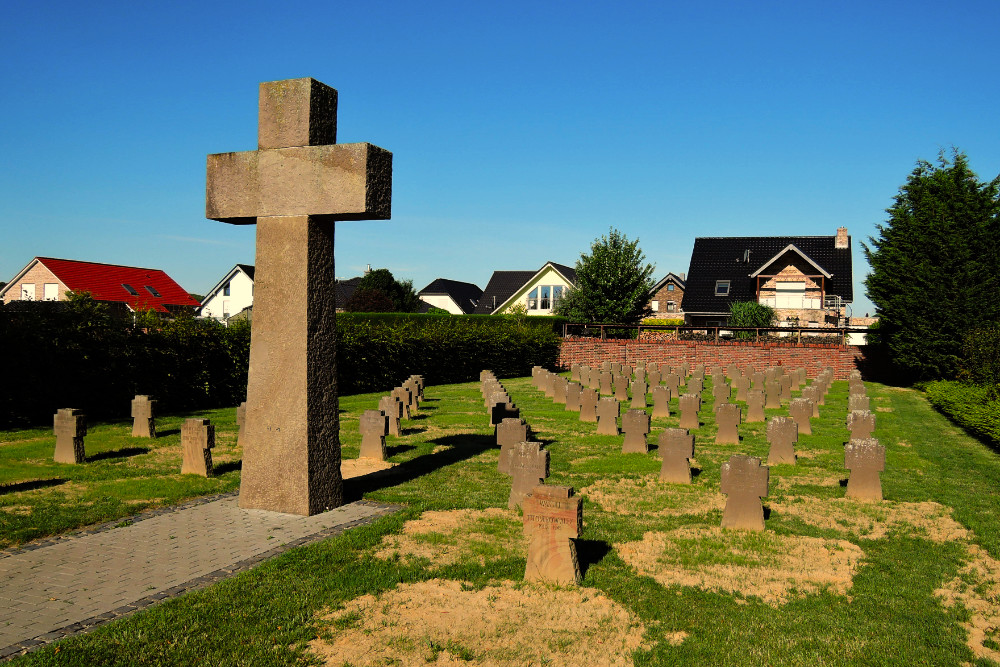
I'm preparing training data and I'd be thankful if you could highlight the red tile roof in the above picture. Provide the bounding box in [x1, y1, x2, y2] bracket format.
[38, 257, 200, 313]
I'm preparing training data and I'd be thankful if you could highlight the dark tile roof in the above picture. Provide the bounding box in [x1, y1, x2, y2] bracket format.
[472, 271, 536, 314]
[682, 235, 853, 314]
[549, 262, 577, 283]
[335, 277, 362, 308]
[236, 264, 255, 281]
[418, 278, 483, 314]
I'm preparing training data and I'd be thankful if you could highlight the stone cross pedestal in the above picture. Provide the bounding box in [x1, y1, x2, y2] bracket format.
[207, 78, 392, 516]
[767, 417, 798, 465]
[720, 454, 769, 531]
[359, 409, 388, 460]
[788, 398, 813, 435]
[715, 404, 741, 444]
[53, 408, 87, 464]
[847, 410, 876, 441]
[379, 395, 402, 436]
[565, 382, 582, 411]
[596, 398, 621, 435]
[131, 395, 156, 438]
[746, 390, 765, 423]
[621, 409, 650, 453]
[651, 386, 670, 418]
[523, 486, 582, 585]
[497, 418, 529, 473]
[845, 438, 885, 500]
[659, 428, 694, 484]
[679, 393, 700, 429]
[181, 418, 215, 476]
[579, 389, 599, 422]
[508, 441, 549, 509]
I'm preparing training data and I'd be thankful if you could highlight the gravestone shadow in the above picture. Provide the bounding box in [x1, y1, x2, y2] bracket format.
[386, 443, 417, 457]
[1, 478, 66, 495]
[690, 466, 702, 478]
[87, 447, 150, 462]
[156, 429, 181, 438]
[401, 427, 426, 436]
[214, 460, 243, 475]
[575, 539, 612, 578]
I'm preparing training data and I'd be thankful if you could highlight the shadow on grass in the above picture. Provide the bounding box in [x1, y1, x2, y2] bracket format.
[1, 478, 66, 495]
[214, 460, 243, 475]
[408, 414, 430, 421]
[401, 427, 426, 436]
[576, 538, 613, 578]
[344, 433, 495, 502]
[386, 444, 417, 457]
[157, 429, 181, 438]
[88, 447, 150, 462]
[691, 466, 702, 478]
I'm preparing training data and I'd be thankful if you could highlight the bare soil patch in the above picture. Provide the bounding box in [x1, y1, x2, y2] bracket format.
[310, 579, 649, 666]
[617, 526, 863, 605]
[580, 476, 724, 517]
[769, 497, 969, 541]
[341, 458, 396, 479]
[375, 508, 525, 565]
[935, 544, 1000, 663]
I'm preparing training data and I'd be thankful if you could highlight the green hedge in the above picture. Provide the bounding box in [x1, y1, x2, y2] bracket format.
[925, 380, 1000, 446]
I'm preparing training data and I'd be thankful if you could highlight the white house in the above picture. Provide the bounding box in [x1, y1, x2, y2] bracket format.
[199, 264, 255, 321]
[472, 262, 577, 315]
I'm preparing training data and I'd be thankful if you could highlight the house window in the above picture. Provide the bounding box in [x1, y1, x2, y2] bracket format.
[528, 285, 563, 312]
[21, 284, 35, 301]
[667, 284, 675, 291]
[651, 300, 659, 312]
[715, 280, 730, 296]
[528, 288, 538, 310]
[43, 283, 58, 301]
[223, 282, 231, 297]
[122, 283, 138, 296]
[667, 301, 676, 312]
[775, 281, 806, 309]
[144, 285, 161, 297]
[552, 285, 564, 308]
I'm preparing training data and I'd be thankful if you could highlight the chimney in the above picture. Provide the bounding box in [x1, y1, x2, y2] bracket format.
[835, 227, 849, 249]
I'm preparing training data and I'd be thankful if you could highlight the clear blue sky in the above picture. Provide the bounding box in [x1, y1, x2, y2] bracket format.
[3, 0, 999, 316]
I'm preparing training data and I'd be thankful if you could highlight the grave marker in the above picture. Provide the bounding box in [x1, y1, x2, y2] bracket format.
[715, 403, 741, 444]
[630, 379, 648, 409]
[579, 388, 599, 422]
[497, 418, 529, 473]
[847, 410, 876, 440]
[599, 372, 614, 396]
[359, 409, 388, 460]
[659, 428, 694, 483]
[621, 409, 650, 453]
[651, 386, 671, 418]
[613, 375, 629, 402]
[664, 373, 680, 400]
[720, 454, 769, 531]
[848, 394, 870, 413]
[596, 398, 621, 435]
[379, 395, 402, 436]
[788, 397, 813, 435]
[679, 393, 700, 429]
[553, 376, 568, 404]
[131, 395, 157, 438]
[508, 441, 549, 509]
[181, 418, 215, 476]
[523, 485, 582, 585]
[53, 408, 86, 464]
[765, 380, 781, 409]
[845, 438, 885, 501]
[766, 417, 797, 465]
[746, 390, 765, 422]
[565, 382, 582, 411]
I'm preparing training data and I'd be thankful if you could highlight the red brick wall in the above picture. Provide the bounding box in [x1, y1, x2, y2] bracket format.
[558, 336, 867, 379]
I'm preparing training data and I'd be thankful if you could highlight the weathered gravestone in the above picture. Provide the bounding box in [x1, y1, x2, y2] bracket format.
[588, 368, 601, 391]
[767, 417, 798, 465]
[715, 403, 741, 444]
[779, 375, 792, 402]
[621, 409, 650, 453]
[508, 441, 549, 509]
[552, 377, 568, 404]
[596, 398, 621, 436]
[393, 386, 412, 420]
[679, 361, 690, 377]
[571, 363, 582, 383]
[601, 361, 612, 372]
[647, 370, 662, 387]
[181, 418, 215, 476]
[659, 428, 694, 483]
[541, 371, 556, 398]
[847, 410, 876, 440]
[746, 390, 765, 423]
[131, 395, 156, 438]
[565, 382, 582, 411]
[848, 394, 870, 412]
[726, 363, 740, 380]
[599, 372, 614, 396]
[630, 379, 648, 409]
[208, 78, 392, 515]
[613, 375, 629, 402]
[788, 397, 814, 435]
[800, 386, 821, 417]
[845, 438, 885, 501]
[579, 388, 599, 422]
[679, 393, 700, 429]
[765, 380, 781, 409]
[359, 409, 388, 460]
[720, 455, 769, 531]
[53, 408, 86, 464]
[734, 374, 749, 402]
[751, 372, 765, 392]
[523, 486, 582, 585]
[651, 386, 671, 419]
[379, 395, 402, 436]
[687, 377, 704, 395]
[713, 382, 730, 412]
[664, 373, 680, 400]
[496, 418, 529, 473]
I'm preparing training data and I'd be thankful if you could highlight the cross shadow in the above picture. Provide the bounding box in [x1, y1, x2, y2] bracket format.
[690, 466, 702, 478]
[87, 447, 150, 462]
[763, 505, 772, 520]
[156, 429, 181, 438]
[407, 414, 430, 421]
[575, 539, 613, 579]
[386, 443, 417, 457]
[344, 433, 496, 502]
[1, 478, 66, 495]
[400, 427, 426, 436]
[839, 478, 849, 487]
[213, 460, 243, 475]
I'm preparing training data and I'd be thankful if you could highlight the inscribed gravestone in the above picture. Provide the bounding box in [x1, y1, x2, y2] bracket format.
[651, 386, 671, 419]
[379, 395, 402, 436]
[131, 395, 156, 438]
[664, 373, 680, 400]
[596, 398, 621, 435]
[509, 441, 549, 509]
[800, 386, 821, 417]
[565, 382, 582, 411]
[679, 393, 700, 429]
[571, 363, 581, 383]
[687, 377, 703, 395]
[53, 408, 86, 464]
[523, 485, 582, 585]
[181, 418, 215, 476]
[599, 372, 614, 396]
[720, 454, 769, 531]
[746, 390, 765, 423]
[614, 375, 629, 402]
[788, 397, 813, 435]
[779, 375, 792, 402]
[497, 418, 529, 474]
[659, 428, 694, 483]
[765, 381, 781, 409]
[579, 388, 599, 422]
[553, 376, 568, 404]
[715, 403, 741, 444]
[767, 417, 797, 465]
[713, 383, 729, 412]
[847, 410, 876, 440]
[751, 372, 765, 391]
[845, 438, 885, 501]
[848, 394, 870, 413]
[588, 368, 601, 391]
[734, 374, 749, 402]
[648, 370, 661, 387]
[621, 409, 650, 453]
[630, 379, 648, 409]
[359, 409, 388, 460]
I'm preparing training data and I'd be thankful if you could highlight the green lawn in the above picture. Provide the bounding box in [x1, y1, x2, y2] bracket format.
[4, 374, 1000, 665]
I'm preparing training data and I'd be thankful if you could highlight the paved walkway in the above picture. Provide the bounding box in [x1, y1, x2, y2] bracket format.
[0, 493, 398, 660]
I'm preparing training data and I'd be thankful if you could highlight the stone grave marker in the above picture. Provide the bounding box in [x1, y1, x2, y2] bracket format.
[565, 382, 582, 411]
[579, 388, 599, 422]
[359, 409, 389, 460]
[679, 361, 690, 377]
[715, 403, 741, 444]
[379, 395, 402, 436]
[687, 376, 704, 394]
[679, 393, 700, 429]
[588, 368, 601, 391]
[848, 394, 870, 413]
[648, 370, 662, 387]
[648, 362, 659, 373]
[765, 380, 781, 409]
[720, 454, 769, 531]
[181, 418, 215, 476]
[571, 363, 582, 383]
[541, 371, 556, 398]
[509, 441, 549, 509]
[734, 374, 749, 402]
[613, 375, 629, 402]
[847, 410, 876, 440]
[491, 401, 520, 428]
[530, 366, 541, 381]
[751, 372, 765, 392]
[766, 417, 798, 465]
[497, 418, 529, 473]
[726, 363, 740, 380]
[630, 379, 648, 409]
[779, 375, 792, 402]
[599, 372, 614, 396]
[579, 366, 591, 388]
[596, 398, 621, 435]
[713, 383, 730, 412]
[659, 428, 694, 483]
[53, 408, 87, 464]
[393, 387, 412, 419]
[845, 438, 885, 501]
[651, 386, 671, 418]
[788, 397, 813, 435]
[849, 379, 866, 396]
[746, 390, 765, 423]
[553, 376, 568, 404]
[523, 485, 582, 585]
[800, 386, 821, 417]
[621, 409, 650, 453]
[131, 395, 157, 438]
[743, 363, 755, 378]
[664, 373, 680, 400]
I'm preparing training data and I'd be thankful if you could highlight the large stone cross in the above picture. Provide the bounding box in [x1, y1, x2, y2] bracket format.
[720, 454, 769, 531]
[206, 78, 392, 515]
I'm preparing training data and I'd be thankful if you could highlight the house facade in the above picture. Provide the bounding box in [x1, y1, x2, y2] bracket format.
[473, 262, 577, 315]
[646, 273, 686, 319]
[682, 228, 853, 327]
[199, 264, 255, 321]
[417, 278, 483, 314]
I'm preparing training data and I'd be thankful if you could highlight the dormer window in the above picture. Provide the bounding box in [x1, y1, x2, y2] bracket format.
[144, 285, 161, 297]
[715, 280, 730, 296]
[122, 283, 138, 296]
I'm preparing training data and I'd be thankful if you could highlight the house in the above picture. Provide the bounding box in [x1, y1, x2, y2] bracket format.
[682, 227, 853, 327]
[417, 279, 483, 314]
[199, 264, 255, 321]
[472, 262, 576, 315]
[0, 257, 200, 314]
[335, 277, 363, 312]
[646, 272, 686, 319]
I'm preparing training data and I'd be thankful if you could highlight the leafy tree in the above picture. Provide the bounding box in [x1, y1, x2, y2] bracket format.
[344, 288, 395, 312]
[728, 301, 776, 338]
[556, 228, 655, 324]
[353, 268, 422, 312]
[864, 150, 1000, 382]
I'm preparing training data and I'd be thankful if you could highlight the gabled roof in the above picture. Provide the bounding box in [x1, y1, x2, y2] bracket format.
[650, 272, 686, 294]
[749, 244, 831, 279]
[473, 261, 577, 315]
[1, 257, 199, 313]
[683, 235, 853, 315]
[335, 277, 363, 308]
[198, 264, 255, 314]
[418, 278, 483, 314]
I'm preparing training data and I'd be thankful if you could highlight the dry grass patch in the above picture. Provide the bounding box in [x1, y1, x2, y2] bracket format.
[341, 458, 396, 479]
[617, 526, 863, 605]
[935, 543, 1000, 663]
[375, 508, 525, 566]
[773, 472, 844, 491]
[580, 476, 724, 517]
[769, 497, 970, 541]
[310, 579, 649, 666]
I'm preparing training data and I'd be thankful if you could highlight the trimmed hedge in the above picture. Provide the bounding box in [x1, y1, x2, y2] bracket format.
[925, 380, 1000, 446]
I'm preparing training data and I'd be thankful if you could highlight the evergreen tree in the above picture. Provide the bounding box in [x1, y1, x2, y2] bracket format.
[556, 228, 655, 324]
[864, 150, 1000, 381]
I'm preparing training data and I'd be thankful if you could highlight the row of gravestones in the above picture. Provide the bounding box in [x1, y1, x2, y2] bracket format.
[356, 375, 425, 461]
[53, 395, 215, 477]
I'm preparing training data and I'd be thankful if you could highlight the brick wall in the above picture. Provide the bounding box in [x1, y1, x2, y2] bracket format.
[647, 281, 684, 318]
[2, 263, 65, 304]
[558, 336, 870, 379]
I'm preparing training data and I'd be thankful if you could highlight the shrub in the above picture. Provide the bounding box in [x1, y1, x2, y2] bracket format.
[728, 302, 776, 339]
[925, 380, 1000, 446]
[961, 325, 1000, 385]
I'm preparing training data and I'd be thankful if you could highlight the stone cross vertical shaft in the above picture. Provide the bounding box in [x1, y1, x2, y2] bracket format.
[206, 78, 392, 515]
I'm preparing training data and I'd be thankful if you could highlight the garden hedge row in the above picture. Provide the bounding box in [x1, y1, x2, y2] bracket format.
[924, 380, 1000, 447]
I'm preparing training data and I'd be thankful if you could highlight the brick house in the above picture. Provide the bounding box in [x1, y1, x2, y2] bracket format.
[646, 272, 686, 319]
[0, 257, 200, 315]
[682, 228, 853, 327]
